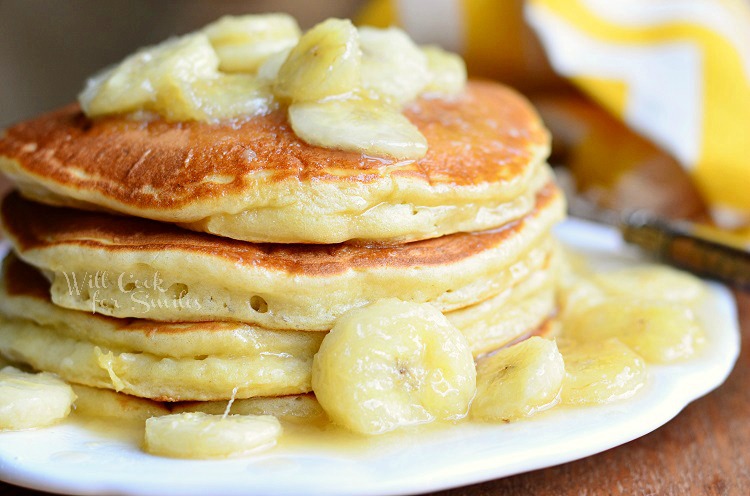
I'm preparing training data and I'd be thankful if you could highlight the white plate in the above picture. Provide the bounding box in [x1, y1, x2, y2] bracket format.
[0, 219, 741, 496]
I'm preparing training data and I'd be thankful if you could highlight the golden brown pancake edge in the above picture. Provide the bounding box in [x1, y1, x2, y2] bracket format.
[0, 181, 563, 277]
[0, 81, 549, 213]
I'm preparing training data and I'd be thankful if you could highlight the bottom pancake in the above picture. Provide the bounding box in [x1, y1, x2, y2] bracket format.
[70, 384, 325, 424]
[0, 254, 323, 401]
[0, 317, 317, 401]
[447, 244, 559, 355]
[0, 253, 559, 401]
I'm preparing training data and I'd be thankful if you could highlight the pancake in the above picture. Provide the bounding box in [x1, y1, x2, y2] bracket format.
[0, 254, 326, 359]
[0, 82, 550, 244]
[71, 384, 325, 424]
[170, 394, 326, 424]
[0, 255, 323, 401]
[0, 182, 564, 330]
[0, 253, 558, 401]
[0, 314, 317, 402]
[71, 384, 171, 422]
[446, 244, 560, 356]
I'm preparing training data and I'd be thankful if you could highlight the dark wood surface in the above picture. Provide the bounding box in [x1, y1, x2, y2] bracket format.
[1, 292, 747, 496]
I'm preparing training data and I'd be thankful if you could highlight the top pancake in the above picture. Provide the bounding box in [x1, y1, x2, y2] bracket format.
[0, 81, 550, 244]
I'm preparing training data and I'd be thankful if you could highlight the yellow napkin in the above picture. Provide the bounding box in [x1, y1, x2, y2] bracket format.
[358, 0, 750, 232]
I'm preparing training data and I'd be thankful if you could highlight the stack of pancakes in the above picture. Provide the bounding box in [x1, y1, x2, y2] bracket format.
[0, 81, 564, 404]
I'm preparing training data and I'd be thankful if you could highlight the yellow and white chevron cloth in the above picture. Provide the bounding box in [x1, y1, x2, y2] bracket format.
[359, 0, 750, 230]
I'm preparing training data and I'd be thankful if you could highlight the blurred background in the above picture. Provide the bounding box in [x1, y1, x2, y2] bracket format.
[1, 0, 749, 238]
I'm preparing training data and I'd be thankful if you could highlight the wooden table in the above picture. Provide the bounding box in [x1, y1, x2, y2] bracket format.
[1, 292, 748, 496]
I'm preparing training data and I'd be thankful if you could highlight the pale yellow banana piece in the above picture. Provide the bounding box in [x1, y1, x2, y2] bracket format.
[257, 47, 292, 82]
[472, 337, 564, 422]
[591, 266, 706, 303]
[80, 34, 218, 117]
[564, 299, 705, 363]
[79, 34, 271, 121]
[421, 45, 467, 95]
[312, 298, 476, 435]
[358, 27, 430, 105]
[203, 14, 300, 73]
[144, 412, 282, 459]
[72, 385, 169, 423]
[289, 97, 427, 159]
[558, 338, 648, 405]
[556, 245, 593, 289]
[0, 366, 76, 431]
[275, 18, 360, 101]
[558, 277, 607, 321]
[187, 74, 275, 121]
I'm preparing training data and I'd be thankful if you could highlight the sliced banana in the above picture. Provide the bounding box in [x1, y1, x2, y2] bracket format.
[0, 366, 77, 431]
[358, 27, 430, 105]
[558, 338, 648, 405]
[144, 412, 282, 459]
[558, 246, 593, 283]
[80, 34, 218, 118]
[203, 14, 300, 73]
[591, 266, 706, 303]
[564, 299, 705, 363]
[275, 18, 361, 102]
[312, 298, 476, 435]
[558, 277, 607, 321]
[79, 33, 272, 121]
[257, 47, 292, 82]
[289, 97, 427, 159]
[471, 337, 564, 422]
[72, 385, 169, 423]
[187, 74, 275, 121]
[422, 45, 467, 95]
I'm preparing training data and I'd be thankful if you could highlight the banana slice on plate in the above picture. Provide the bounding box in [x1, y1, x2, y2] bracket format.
[0, 367, 76, 431]
[558, 338, 648, 405]
[472, 337, 565, 422]
[591, 266, 706, 303]
[359, 27, 430, 105]
[144, 412, 282, 459]
[558, 277, 607, 320]
[312, 298, 476, 435]
[275, 18, 361, 102]
[203, 14, 300, 73]
[564, 299, 705, 363]
[289, 96, 427, 159]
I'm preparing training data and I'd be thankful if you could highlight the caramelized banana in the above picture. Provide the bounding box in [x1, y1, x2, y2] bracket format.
[289, 96, 427, 159]
[559, 338, 648, 405]
[472, 337, 564, 422]
[564, 299, 705, 363]
[203, 14, 300, 73]
[312, 299, 476, 435]
[0, 367, 76, 431]
[144, 412, 281, 459]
